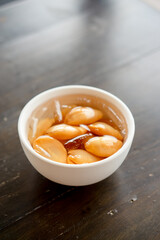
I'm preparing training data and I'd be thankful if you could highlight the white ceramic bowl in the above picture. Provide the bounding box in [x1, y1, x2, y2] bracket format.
[18, 85, 135, 186]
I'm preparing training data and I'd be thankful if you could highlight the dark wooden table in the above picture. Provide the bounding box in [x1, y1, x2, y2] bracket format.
[0, 0, 160, 239]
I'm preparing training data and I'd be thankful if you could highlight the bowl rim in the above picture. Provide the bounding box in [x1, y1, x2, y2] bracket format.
[18, 85, 135, 168]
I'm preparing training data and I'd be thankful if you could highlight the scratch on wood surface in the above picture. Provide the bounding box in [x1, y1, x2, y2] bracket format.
[3, 117, 8, 121]
[55, 224, 76, 240]
[0, 194, 8, 200]
[0, 173, 20, 187]
[0, 181, 6, 187]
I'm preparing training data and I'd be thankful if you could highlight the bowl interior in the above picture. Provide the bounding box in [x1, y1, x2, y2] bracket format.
[18, 85, 135, 167]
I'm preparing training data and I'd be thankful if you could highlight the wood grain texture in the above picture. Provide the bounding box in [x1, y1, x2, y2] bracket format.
[0, 0, 160, 239]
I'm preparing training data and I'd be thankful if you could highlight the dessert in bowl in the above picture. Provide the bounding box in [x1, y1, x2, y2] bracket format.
[18, 85, 135, 186]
